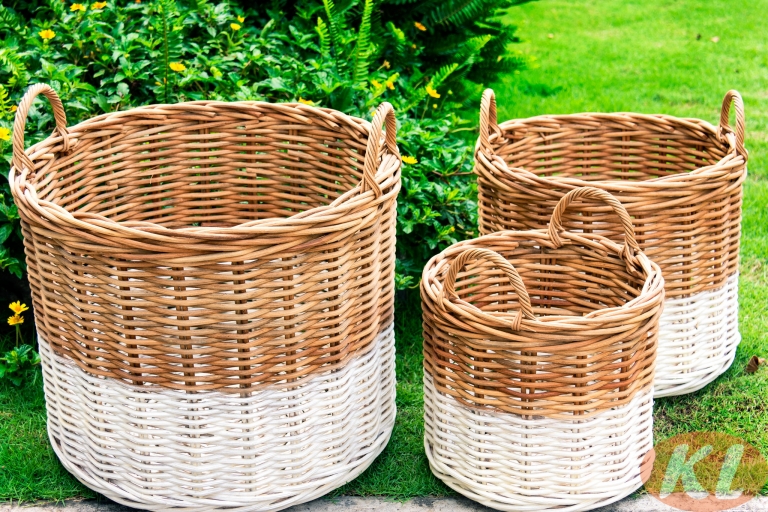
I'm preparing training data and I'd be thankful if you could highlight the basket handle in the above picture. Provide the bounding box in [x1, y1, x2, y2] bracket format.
[363, 102, 398, 198]
[548, 187, 641, 258]
[719, 90, 747, 160]
[439, 247, 535, 330]
[479, 88, 498, 150]
[12, 83, 70, 174]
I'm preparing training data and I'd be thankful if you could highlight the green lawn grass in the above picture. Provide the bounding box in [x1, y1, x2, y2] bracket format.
[2, 0, 767, 501]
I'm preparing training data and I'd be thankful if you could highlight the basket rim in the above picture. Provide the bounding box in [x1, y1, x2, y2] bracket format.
[421, 229, 665, 335]
[11, 97, 401, 241]
[477, 111, 746, 188]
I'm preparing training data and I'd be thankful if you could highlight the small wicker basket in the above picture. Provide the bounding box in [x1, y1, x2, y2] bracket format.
[11, 84, 400, 512]
[422, 187, 665, 512]
[476, 89, 747, 397]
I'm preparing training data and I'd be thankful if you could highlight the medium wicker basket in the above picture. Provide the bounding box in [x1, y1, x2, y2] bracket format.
[11, 84, 401, 512]
[422, 187, 665, 512]
[476, 89, 747, 397]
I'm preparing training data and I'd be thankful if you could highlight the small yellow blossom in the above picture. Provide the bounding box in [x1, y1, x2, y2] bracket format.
[433, 103, 437, 109]
[371, 79, 381, 88]
[136, 0, 141, 3]
[7, 315, 24, 326]
[401, 155, 418, 165]
[237, 15, 245, 23]
[9, 302, 29, 315]
[382, 60, 390, 69]
[298, 98, 314, 105]
[414, 22, 427, 31]
[39, 29, 55, 40]
[71, 3, 86, 11]
[91, 1, 107, 8]
[230, 23, 241, 31]
[169, 62, 186, 72]
[386, 81, 395, 90]
[411, 43, 417, 49]
[426, 84, 440, 98]
[0, 127, 10, 142]
[10, 105, 17, 113]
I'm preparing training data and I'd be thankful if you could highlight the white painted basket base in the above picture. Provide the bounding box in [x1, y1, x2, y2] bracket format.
[39, 325, 396, 512]
[655, 272, 740, 397]
[424, 373, 653, 512]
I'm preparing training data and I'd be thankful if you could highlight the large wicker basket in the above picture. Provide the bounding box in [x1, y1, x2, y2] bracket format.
[476, 89, 747, 397]
[10, 84, 401, 512]
[422, 187, 665, 512]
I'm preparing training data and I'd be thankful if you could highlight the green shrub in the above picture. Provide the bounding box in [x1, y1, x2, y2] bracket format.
[0, 0, 525, 340]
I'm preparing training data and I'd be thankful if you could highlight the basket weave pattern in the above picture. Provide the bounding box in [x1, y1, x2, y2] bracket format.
[12, 84, 399, 392]
[40, 326, 396, 511]
[11, 84, 401, 511]
[475, 90, 746, 397]
[422, 188, 664, 511]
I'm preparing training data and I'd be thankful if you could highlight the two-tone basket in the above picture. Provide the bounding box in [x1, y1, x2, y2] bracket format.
[11, 84, 401, 511]
[422, 188, 665, 511]
[476, 89, 747, 397]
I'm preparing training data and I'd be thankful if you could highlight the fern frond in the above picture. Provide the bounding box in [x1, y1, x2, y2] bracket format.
[352, 0, 374, 84]
[0, 84, 9, 121]
[316, 17, 331, 58]
[0, 43, 28, 89]
[0, 5, 23, 34]
[430, 0, 492, 27]
[454, 34, 491, 62]
[322, 0, 344, 58]
[428, 63, 459, 89]
[153, 0, 182, 103]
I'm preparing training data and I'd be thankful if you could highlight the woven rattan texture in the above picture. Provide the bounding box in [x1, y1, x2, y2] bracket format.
[421, 188, 665, 419]
[40, 325, 396, 512]
[11, 84, 400, 392]
[424, 374, 653, 512]
[476, 89, 746, 299]
[656, 272, 739, 394]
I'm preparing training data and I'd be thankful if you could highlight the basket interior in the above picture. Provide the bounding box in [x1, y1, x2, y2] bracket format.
[449, 242, 645, 318]
[494, 114, 729, 181]
[32, 105, 372, 228]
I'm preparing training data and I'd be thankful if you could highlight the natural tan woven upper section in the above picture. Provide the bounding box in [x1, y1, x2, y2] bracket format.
[11, 84, 400, 392]
[476, 89, 746, 298]
[422, 188, 665, 418]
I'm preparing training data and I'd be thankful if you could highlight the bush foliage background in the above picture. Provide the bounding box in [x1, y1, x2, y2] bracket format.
[0, 0, 525, 345]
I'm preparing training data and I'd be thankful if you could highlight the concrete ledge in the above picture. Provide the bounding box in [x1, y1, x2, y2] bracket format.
[2, 495, 768, 512]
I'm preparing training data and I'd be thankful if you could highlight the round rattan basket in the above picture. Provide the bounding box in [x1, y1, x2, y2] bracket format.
[10, 84, 401, 512]
[475, 89, 746, 397]
[422, 187, 665, 512]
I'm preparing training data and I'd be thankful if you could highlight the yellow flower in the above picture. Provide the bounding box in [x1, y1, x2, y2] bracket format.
[298, 98, 314, 105]
[237, 15, 245, 23]
[382, 60, 390, 69]
[7, 315, 24, 326]
[401, 155, 418, 165]
[9, 302, 29, 315]
[414, 22, 427, 31]
[371, 79, 381, 88]
[230, 23, 241, 31]
[91, 1, 107, 8]
[386, 81, 395, 90]
[426, 84, 440, 98]
[39, 29, 55, 40]
[169, 62, 186, 72]
[0, 127, 10, 142]
[433, 103, 437, 109]
[71, 3, 86, 11]
[10, 105, 17, 113]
